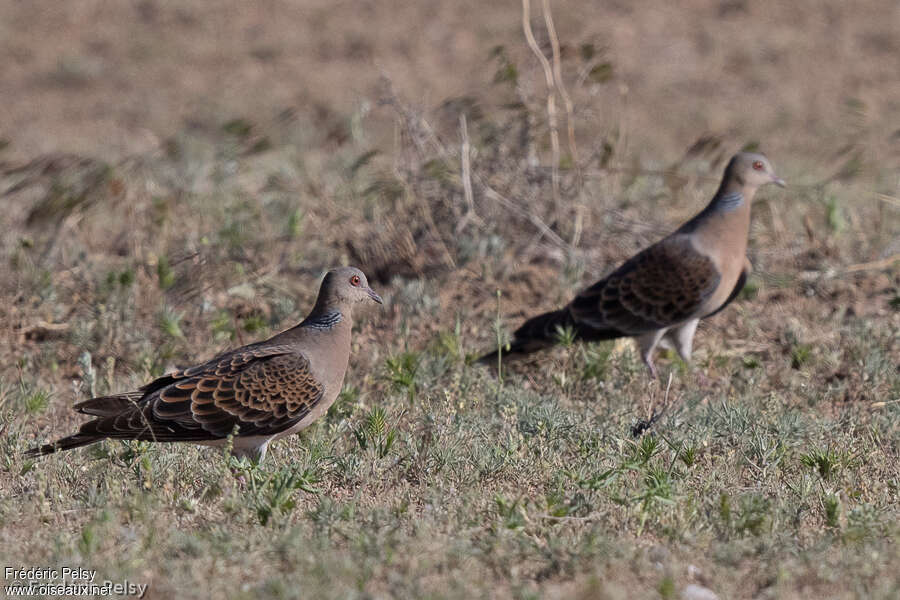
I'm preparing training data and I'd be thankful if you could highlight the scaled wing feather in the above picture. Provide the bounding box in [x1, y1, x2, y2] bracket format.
[569, 236, 721, 334]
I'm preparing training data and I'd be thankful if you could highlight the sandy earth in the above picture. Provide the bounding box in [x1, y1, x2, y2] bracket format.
[2, 1, 898, 174]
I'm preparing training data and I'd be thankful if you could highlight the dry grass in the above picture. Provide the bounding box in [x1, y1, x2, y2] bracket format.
[1, 1, 899, 599]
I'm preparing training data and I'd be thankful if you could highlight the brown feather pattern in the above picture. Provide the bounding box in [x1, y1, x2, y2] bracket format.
[570, 236, 720, 335]
[27, 346, 324, 455]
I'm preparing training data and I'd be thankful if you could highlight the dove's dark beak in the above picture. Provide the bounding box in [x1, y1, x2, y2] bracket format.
[367, 287, 383, 304]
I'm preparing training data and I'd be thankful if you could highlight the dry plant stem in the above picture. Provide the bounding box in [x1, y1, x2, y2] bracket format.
[481, 184, 569, 251]
[455, 113, 482, 234]
[541, 0, 585, 246]
[380, 82, 448, 158]
[876, 193, 900, 209]
[410, 186, 457, 270]
[649, 373, 674, 424]
[540, 512, 606, 522]
[541, 0, 577, 167]
[495, 289, 504, 390]
[522, 0, 560, 216]
[632, 373, 675, 437]
[842, 254, 899, 273]
[382, 81, 571, 254]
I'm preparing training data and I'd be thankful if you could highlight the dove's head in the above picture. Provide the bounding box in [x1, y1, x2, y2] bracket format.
[321, 267, 383, 307]
[729, 152, 785, 189]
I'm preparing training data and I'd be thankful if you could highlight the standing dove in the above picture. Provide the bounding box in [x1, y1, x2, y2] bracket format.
[26, 267, 382, 462]
[478, 152, 785, 377]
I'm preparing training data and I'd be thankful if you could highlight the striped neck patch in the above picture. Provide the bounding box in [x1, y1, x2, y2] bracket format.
[714, 191, 744, 212]
[302, 311, 343, 330]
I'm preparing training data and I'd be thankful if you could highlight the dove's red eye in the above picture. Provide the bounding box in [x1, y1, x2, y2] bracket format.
[752, 160, 764, 171]
[350, 275, 361, 286]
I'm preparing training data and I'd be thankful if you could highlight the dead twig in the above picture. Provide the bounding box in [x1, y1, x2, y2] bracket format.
[410, 183, 457, 270]
[379, 74, 576, 259]
[541, 0, 585, 246]
[455, 114, 483, 234]
[481, 183, 569, 252]
[540, 512, 606, 522]
[17, 321, 71, 342]
[876, 193, 900, 210]
[631, 373, 675, 437]
[842, 254, 899, 273]
[522, 0, 560, 215]
[541, 0, 577, 168]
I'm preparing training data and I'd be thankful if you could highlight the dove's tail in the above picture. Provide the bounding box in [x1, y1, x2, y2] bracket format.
[476, 308, 575, 365]
[24, 434, 102, 457]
